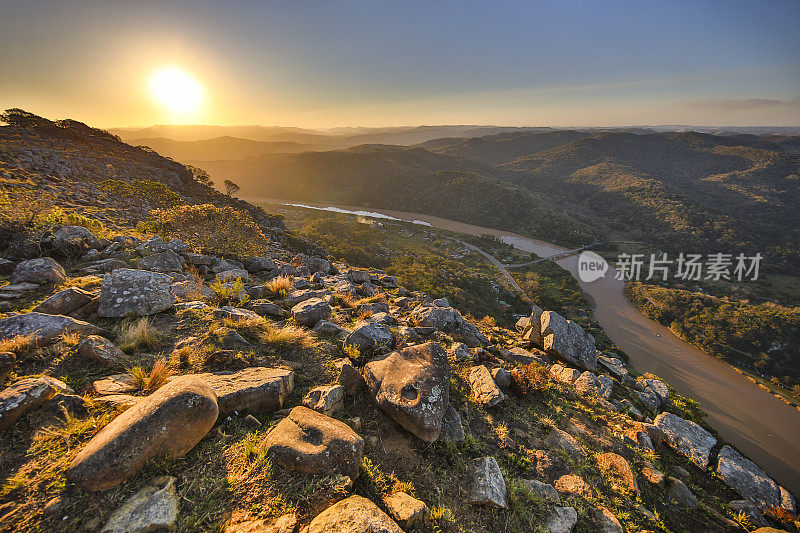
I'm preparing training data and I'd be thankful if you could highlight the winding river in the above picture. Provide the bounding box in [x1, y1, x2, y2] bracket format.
[258, 199, 800, 495]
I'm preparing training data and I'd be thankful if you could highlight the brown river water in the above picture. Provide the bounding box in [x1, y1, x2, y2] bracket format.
[258, 199, 800, 494]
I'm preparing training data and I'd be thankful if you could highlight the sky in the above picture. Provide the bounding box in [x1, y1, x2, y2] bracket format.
[1, 0, 799, 128]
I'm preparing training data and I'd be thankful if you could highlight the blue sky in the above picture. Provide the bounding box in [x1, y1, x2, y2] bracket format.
[1, 0, 798, 126]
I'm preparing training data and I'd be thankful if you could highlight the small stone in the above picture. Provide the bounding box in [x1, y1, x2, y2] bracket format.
[213, 306, 262, 322]
[242, 414, 262, 430]
[491, 367, 511, 388]
[100, 476, 178, 533]
[0, 376, 71, 430]
[667, 476, 699, 509]
[302, 384, 345, 416]
[333, 358, 364, 394]
[76, 335, 127, 365]
[544, 506, 577, 533]
[520, 479, 559, 502]
[468, 365, 504, 406]
[544, 427, 587, 462]
[466, 456, 507, 508]
[383, 492, 430, 531]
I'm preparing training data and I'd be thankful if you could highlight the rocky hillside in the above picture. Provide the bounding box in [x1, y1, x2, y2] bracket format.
[0, 112, 797, 532]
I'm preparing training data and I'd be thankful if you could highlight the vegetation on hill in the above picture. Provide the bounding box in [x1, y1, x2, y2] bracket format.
[626, 282, 800, 396]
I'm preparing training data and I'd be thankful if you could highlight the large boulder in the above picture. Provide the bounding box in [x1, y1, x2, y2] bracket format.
[466, 456, 507, 508]
[66, 376, 219, 491]
[138, 250, 184, 273]
[545, 427, 587, 462]
[291, 298, 332, 327]
[33, 287, 96, 315]
[291, 253, 331, 274]
[0, 376, 71, 430]
[262, 406, 363, 480]
[344, 321, 395, 359]
[654, 412, 716, 469]
[10, 257, 66, 285]
[540, 311, 597, 371]
[596, 452, 637, 493]
[716, 445, 782, 510]
[468, 365, 505, 407]
[363, 342, 450, 442]
[53, 225, 101, 256]
[410, 303, 488, 346]
[383, 492, 430, 531]
[76, 335, 127, 365]
[194, 367, 293, 414]
[98, 269, 176, 317]
[544, 506, 578, 533]
[0, 312, 102, 345]
[302, 495, 402, 533]
[100, 476, 178, 533]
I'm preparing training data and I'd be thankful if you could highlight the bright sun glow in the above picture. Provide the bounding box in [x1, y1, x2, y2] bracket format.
[149, 67, 203, 114]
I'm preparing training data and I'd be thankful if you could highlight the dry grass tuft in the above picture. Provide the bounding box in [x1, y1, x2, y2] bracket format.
[117, 317, 164, 354]
[0, 334, 36, 356]
[330, 292, 357, 309]
[265, 276, 292, 299]
[60, 332, 80, 347]
[260, 324, 317, 353]
[129, 359, 175, 394]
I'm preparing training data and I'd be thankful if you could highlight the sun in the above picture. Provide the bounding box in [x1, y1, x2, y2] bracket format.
[149, 67, 203, 114]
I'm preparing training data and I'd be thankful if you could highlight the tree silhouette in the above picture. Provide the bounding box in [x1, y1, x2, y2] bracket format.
[224, 179, 241, 196]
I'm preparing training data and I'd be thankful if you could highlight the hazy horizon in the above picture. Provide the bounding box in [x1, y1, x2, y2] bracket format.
[2, 1, 799, 128]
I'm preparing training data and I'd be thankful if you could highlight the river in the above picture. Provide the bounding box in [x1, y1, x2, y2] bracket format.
[257, 198, 800, 495]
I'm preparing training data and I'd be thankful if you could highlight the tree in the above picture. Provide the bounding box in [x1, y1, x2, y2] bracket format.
[224, 179, 241, 197]
[187, 165, 214, 187]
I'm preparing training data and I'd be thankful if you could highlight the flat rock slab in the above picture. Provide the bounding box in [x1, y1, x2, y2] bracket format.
[344, 321, 395, 358]
[214, 306, 262, 322]
[195, 367, 293, 414]
[0, 376, 71, 430]
[76, 335, 127, 365]
[98, 269, 176, 317]
[654, 412, 716, 469]
[291, 298, 332, 327]
[225, 514, 297, 533]
[303, 495, 401, 533]
[0, 312, 102, 345]
[468, 365, 505, 407]
[92, 374, 139, 395]
[716, 445, 781, 510]
[101, 476, 178, 533]
[262, 406, 363, 480]
[466, 456, 507, 508]
[33, 287, 96, 315]
[364, 342, 450, 442]
[67, 376, 218, 491]
[10, 257, 66, 285]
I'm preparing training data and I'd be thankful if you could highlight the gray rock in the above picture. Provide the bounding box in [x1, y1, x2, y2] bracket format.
[262, 406, 363, 480]
[302, 384, 345, 416]
[291, 298, 332, 327]
[596, 375, 614, 399]
[544, 427, 587, 462]
[285, 289, 331, 306]
[244, 256, 276, 273]
[101, 476, 178, 533]
[589, 507, 624, 533]
[573, 371, 603, 396]
[313, 319, 348, 337]
[302, 495, 402, 533]
[501, 346, 550, 366]
[728, 500, 770, 527]
[217, 269, 250, 282]
[175, 301, 209, 311]
[438, 404, 465, 443]
[544, 506, 577, 533]
[520, 479, 559, 502]
[291, 253, 331, 274]
[667, 476, 699, 508]
[0, 376, 71, 430]
[492, 367, 511, 388]
[66, 376, 219, 491]
[165, 239, 189, 252]
[716, 445, 781, 509]
[136, 236, 170, 255]
[638, 377, 670, 403]
[138, 250, 183, 273]
[344, 321, 395, 358]
[466, 457, 507, 508]
[449, 342, 473, 362]
[410, 303, 488, 346]
[171, 280, 212, 302]
[468, 365, 505, 406]
[98, 269, 176, 317]
[332, 358, 364, 394]
[33, 287, 95, 315]
[346, 269, 371, 284]
[10, 257, 66, 285]
[214, 306, 262, 322]
[540, 311, 597, 371]
[76, 335, 127, 365]
[364, 342, 450, 442]
[53, 225, 101, 255]
[654, 412, 716, 469]
[194, 367, 293, 414]
[0, 312, 102, 345]
[598, 355, 628, 380]
[249, 299, 285, 317]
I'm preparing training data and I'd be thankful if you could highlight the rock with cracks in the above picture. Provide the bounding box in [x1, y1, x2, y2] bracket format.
[66, 375, 219, 491]
[291, 298, 332, 327]
[262, 406, 364, 480]
[0, 376, 71, 430]
[540, 310, 597, 371]
[98, 269, 176, 317]
[195, 367, 294, 414]
[468, 365, 505, 406]
[716, 445, 783, 510]
[100, 476, 178, 533]
[0, 312, 102, 345]
[654, 412, 716, 469]
[466, 456, 508, 508]
[363, 342, 450, 442]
